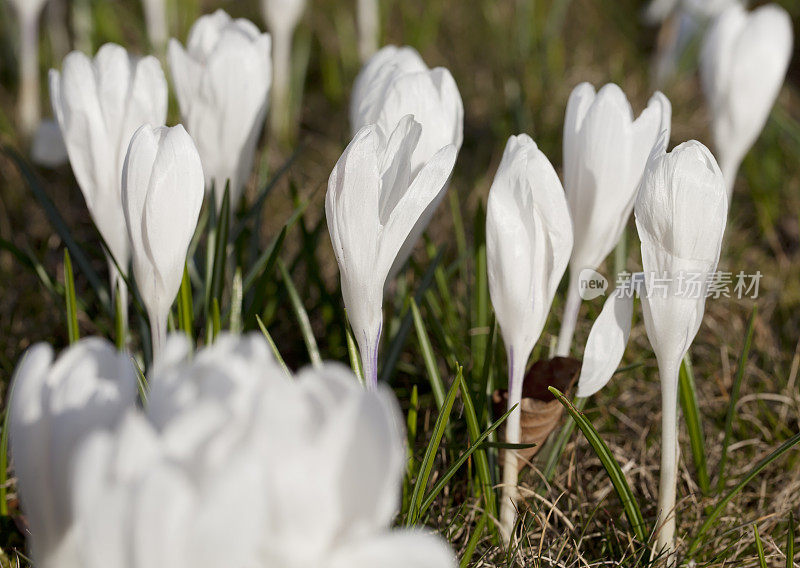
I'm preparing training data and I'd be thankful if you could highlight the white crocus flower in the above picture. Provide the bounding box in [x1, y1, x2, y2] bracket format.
[8, 0, 48, 136]
[169, 9, 272, 208]
[121, 125, 204, 362]
[261, 0, 306, 141]
[11, 333, 457, 568]
[700, 2, 793, 199]
[350, 45, 463, 280]
[577, 140, 728, 558]
[50, 44, 168, 326]
[326, 117, 457, 388]
[557, 82, 671, 357]
[486, 134, 573, 539]
[31, 118, 68, 168]
[7, 338, 139, 568]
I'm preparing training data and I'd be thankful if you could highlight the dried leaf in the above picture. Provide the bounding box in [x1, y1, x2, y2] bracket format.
[493, 356, 580, 471]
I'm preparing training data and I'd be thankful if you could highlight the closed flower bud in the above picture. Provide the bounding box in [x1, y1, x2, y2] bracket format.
[121, 125, 205, 361]
[557, 82, 671, 356]
[50, 43, 168, 318]
[351, 46, 464, 279]
[700, 2, 793, 198]
[577, 139, 728, 558]
[486, 134, 573, 537]
[326, 117, 457, 388]
[169, 10, 272, 208]
[8, 338, 139, 568]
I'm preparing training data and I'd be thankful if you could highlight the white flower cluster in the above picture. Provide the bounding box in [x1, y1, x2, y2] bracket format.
[9, 334, 456, 568]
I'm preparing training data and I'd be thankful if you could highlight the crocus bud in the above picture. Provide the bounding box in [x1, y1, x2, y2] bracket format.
[350, 45, 464, 280]
[122, 125, 204, 361]
[169, 10, 272, 208]
[50, 44, 168, 320]
[326, 117, 457, 388]
[261, 0, 306, 141]
[9, 0, 48, 137]
[8, 338, 139, 568]
[486, 134, 573, 538]
[557, 82, 671, 357]
[577, 139, 728, 558]
[700, 2, 793, 198]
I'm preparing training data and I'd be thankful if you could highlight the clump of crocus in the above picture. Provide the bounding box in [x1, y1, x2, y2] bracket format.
[325, 117, 457, 387]
[557, 82, 671, 357]
[50, 44, 168, 331]
[122, 124, 204, 362]
[700, 2, 793, 199]
[486, 134, 573, 539]
[8, 333, 458, 568]
[578, 138, 728, 558]
[169, 9, 272, 208]
[350, 45, 463, 280]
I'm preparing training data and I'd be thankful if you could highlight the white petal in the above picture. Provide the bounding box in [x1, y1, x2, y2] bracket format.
[577, 289, 634, 397]
[330, 531, 457, 568]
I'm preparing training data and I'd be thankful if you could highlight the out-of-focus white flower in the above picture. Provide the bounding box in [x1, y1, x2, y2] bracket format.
[486, 134, 573, 538]
[50, 43, 168, 319]
[261, 0, 306, 141]
[700, 2, 793, 198]
[10, 333, 457, 568]
[556, 82, 670, 357]
[31, 118, 68, 168]
[169, 9, 272, 208]
[8, 338, 139, 568]
[8, 0, 49, 136]
[577, 139, 728, 557]
[326, 118, 457, 388]
[122, 125, 204, 361]
[350, 45, 464, 279]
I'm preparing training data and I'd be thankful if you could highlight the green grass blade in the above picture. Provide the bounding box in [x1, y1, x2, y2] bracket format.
[209, 184, 231, 310]
[211, 298, 221, 341]
[419, 399, 515, 517]
[549, 387, 647, 542]
[406, 370, 461, 526]
[278, 259, 322, 368]
[0, 406, 10, 516]
[411, 297, 446, 408]
[787, 512, 795, 568]
[690, 430, 800, 555]
[471, 202, 489, 383]
[63, 249, 79, 344]
[754, 524, 767, 568]
[345, 314, 364, 384]
[679, 354, 710, 494]
[458, 371, 499, 529]
[114, 281, 125, 350]
[243, 225, 287, 292]
[380, 249, 443, 384]
[460, 512, 487, 568]
[5, 147, 111, 312]
[176, 264, 193, 341]
[230, 268, 243, 334]
[255, 315, 291, 378]
[717, 305, 757, 493]
[541, 395, 587, 484]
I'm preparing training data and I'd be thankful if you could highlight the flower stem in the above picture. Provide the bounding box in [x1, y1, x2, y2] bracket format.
[556, 276, 581, 357]
[500, 346, 527, 542]
[655, 359, 680, 563]
[358, 324, 381, 390]
[357, 0, 379, 62]
[18, 14, 40, 138]
[270, 28, 293, 143]
[150, 313, 167, 366]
